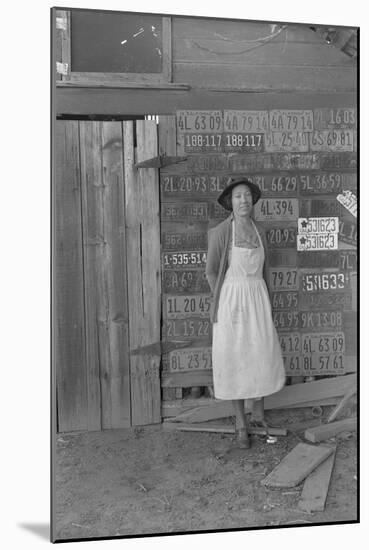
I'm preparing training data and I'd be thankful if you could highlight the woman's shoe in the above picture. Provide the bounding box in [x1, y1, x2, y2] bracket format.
[236, 427, 251, 449]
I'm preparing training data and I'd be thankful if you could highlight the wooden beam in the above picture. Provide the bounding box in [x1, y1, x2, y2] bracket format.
[304, 417, 357, 443]
[327, 386, 356, 423]
[55, 88, 357, 117]
[162, 421, 287, 436]
[298, 446, 337, 512]
[262, 443, 334, 488]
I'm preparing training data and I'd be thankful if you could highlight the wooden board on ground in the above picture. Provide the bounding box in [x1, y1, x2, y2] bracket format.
[162, 421, 287, 436]
[261, 443, 334, 488]
[327, 386, 356, 423]
[298, 446, 337, 512]
[304, 417, 357, 442]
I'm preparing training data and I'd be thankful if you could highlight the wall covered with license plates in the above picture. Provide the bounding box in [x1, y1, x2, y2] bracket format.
[159, 108, 357, 392]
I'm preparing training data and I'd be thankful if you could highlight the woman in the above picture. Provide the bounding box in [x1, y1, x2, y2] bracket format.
[206, 176, 285, 449]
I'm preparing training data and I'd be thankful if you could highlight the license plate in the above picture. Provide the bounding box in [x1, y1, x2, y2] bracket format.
[310, 130, 355, 152]
[162, 203, 209, 221]
[163, 269, 210, 293]
[269, 110, 314, 131]
[266, 227, 297, 247]
[183, 133, 223, 152]
[165, 347, 212, 372]
[318, 152, 357, 170]
[161, 228, 208, 251]
[297, 233, 338, 251]
[300, 271, 348, 292]
[255, 198, 299, 221]
[301, 354, 346, 375]
[314, 108, 357, 129]
[161, 175, 225, 197]
[300, 310, 343, 331]
[163, 294, 211, 319]
[273, 310, 300, 330]
[224, 110, 269, 132]
[210, 202, 229, 219]
[269, 268, 298, 290]
[223, 133, 264, 152]
[265, 131, 309, 152]
[299, 292, 352, 311]
[279, 333, 301, 354]
[271, 291, 299, 309]
[187, 155, 229, 172]
[162, 251, 207, 269]
[339, 220, 357, 246]
[269, 249, 297, 267]
[249, 174, 298, 196]
[229, 153, 272, 172]
[298, 251, 339, 269]
[299, 173, 356, 195]
[298, 217, 339, 234]
[339, 250, 357, 271]
[336, 190, 357, 218]
[283, 354, 345, 376]
[300, 199, 341, 217]
[164, 318, 211, 340]
[302, 333, 345, 354]
[176, 110, 223, 133]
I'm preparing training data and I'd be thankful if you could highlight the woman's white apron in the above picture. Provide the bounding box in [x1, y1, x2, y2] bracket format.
[212, 220, 285, 400]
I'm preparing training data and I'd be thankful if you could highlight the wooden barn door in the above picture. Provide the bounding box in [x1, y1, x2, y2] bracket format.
[54, 119, 161, 432]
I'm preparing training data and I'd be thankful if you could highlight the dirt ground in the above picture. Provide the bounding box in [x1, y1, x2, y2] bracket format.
[54, 405, 357, 541]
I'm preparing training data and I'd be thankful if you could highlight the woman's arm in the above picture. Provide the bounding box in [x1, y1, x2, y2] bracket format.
[206, 228, 223, 293]
[257, 224, 272, 299]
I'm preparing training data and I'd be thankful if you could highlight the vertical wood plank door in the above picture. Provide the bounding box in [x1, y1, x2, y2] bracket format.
[79, 121, 131, 429]
[54, 120, 88, 431]
[124, 120, 162, 425]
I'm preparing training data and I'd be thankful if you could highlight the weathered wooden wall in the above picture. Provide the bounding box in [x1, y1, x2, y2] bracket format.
[54, 120, 161, 431]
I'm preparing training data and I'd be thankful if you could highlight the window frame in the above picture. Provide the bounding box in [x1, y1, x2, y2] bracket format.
[55, 10, 172, 86]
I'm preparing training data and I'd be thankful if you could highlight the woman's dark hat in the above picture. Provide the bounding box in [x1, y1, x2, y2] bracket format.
[217, 176, 262, 211]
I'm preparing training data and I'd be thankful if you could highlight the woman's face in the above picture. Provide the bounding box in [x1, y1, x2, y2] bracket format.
[231, 184, 253, 218]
